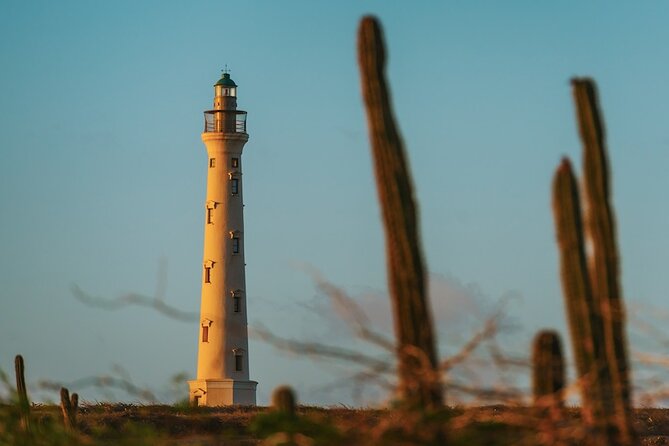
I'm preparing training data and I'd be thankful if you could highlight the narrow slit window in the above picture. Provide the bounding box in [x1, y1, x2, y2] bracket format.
[209, 158, 216, 168]
[231, 178, 239, 195]
[235, 353, 243, 371]
[202, 326, 209, 343]
[233, 295, 241, 313]
[206, 208, 213, 224]
[232, 237, 240, 254]
[204, 266, 211, 283]
[231, 157, 239, 168]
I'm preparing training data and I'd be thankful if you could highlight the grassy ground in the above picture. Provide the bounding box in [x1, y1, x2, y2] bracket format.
[4, 403, 669, 445]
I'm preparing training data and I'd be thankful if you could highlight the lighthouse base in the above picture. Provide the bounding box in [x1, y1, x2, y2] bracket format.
[188, 379, 257, 406]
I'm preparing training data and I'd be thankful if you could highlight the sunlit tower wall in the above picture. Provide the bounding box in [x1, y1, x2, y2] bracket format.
[188, 72, 257, 406]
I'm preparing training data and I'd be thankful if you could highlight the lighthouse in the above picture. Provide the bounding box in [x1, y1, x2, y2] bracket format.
[188, 71, 257, 406]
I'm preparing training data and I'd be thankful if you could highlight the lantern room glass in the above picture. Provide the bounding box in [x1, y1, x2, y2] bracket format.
[215, 85, 237, 97]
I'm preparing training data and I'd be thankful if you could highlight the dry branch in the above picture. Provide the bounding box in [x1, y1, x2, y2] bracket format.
[71, 284, 197, 322]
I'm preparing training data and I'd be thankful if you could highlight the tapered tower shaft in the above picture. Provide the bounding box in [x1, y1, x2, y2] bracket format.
[188, 72, 257, 406]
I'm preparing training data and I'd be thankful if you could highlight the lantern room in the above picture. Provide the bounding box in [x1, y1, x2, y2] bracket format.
[205, 71, 247, 134]
[215, 72, 237, 98]
[213, 72, 239, 111]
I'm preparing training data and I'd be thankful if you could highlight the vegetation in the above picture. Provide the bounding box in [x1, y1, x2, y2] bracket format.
[14, 355, 31, 434]
[2, 14, 665, 446]
[531, 330, 564, 410]
[552, 79, 636, 445]
[357, 15, 442, 410]
[3, 399, 669, 445]
[59, 387, 79, 432]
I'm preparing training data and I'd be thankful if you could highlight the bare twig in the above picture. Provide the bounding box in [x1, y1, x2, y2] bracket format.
[71, 284, 197, 322]
[305, 267, 395, 352]
[252, 325, 393, 373]
[39, 375, 157, 403]
[441, 313, 499, 371]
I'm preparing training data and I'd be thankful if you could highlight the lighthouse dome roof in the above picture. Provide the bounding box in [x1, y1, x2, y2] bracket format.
[215, 73, 237, 87]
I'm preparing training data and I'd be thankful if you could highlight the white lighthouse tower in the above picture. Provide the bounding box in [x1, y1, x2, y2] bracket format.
[188, 71, 257, 406]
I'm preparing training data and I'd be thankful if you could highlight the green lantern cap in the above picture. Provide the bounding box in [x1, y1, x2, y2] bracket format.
[215, 72, 237, 87]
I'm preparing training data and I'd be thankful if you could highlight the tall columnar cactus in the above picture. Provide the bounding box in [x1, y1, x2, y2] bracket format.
[551, 78, 636, 446]
[531, 330, 565, 409]
[552, 159, 611, 436]
[60, 387, 79, 431]
[357, 15, 442, 409]
[573, 79, 634, 441]
[14, 354, 31, 431]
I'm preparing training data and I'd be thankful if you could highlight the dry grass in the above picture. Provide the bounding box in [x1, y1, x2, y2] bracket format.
[4, 403, 669, 445]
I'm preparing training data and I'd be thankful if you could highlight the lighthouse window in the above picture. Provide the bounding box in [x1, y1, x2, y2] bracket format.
[232, 237, 240, 254]
[209, 158, 216, 168]
[233, 295, 241, 313]
[231, 157, 239, 168]
[234, 353, 243, 371]
[204, 266, 211, 283]
[202, 326, 209, 343]
[206, 201, 217, 224]
[231, 178, 239, 195]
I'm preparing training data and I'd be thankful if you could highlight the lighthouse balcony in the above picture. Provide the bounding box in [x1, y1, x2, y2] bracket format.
[204, 110, 247, 134]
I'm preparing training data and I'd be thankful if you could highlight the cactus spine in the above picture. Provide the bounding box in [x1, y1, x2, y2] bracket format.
[531, 330, 565, 409]
[14, 354, 31, 431]
[552, 79, 636, 445]
[357, 15, 442, 410]
[60, 387, 79, 430]
[271, 385, 297, 416]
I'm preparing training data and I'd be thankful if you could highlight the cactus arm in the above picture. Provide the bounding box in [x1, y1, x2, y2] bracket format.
[552, 158, 613, 442]
[71, 392, 79, 427]
[572, 78, 636, 445]
[60, 387, 73, 429]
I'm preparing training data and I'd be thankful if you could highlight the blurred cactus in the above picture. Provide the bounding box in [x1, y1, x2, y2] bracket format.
[531, 330, 564, 409]
[573, 79, 634, 443]
[60, 387, 79, 430]
[14, 354, 31, 431]
[552, 158, 610, 432]
[551, 78, 636, 445]
[357, 15, 442, 410]
[271, 385, 297, 416]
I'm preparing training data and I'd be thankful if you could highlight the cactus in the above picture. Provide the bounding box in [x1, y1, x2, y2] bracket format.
[551, 79, 636, 445]
[552, 158, 610, 432]
[357, 15, 442, 410]
[71, 392, 79, 415]
[14, 354, 31, 431]
[531, 330, 565, 409]
[572, 78, 635, 445]
[271, 385, 297, 416]
[60, 387, 79, 430]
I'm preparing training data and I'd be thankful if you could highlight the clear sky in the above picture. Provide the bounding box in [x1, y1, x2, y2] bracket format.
[2, 1, 669, 406]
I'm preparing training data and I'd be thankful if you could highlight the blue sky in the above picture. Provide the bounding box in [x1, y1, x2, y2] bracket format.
[2, 1, 669, 405]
